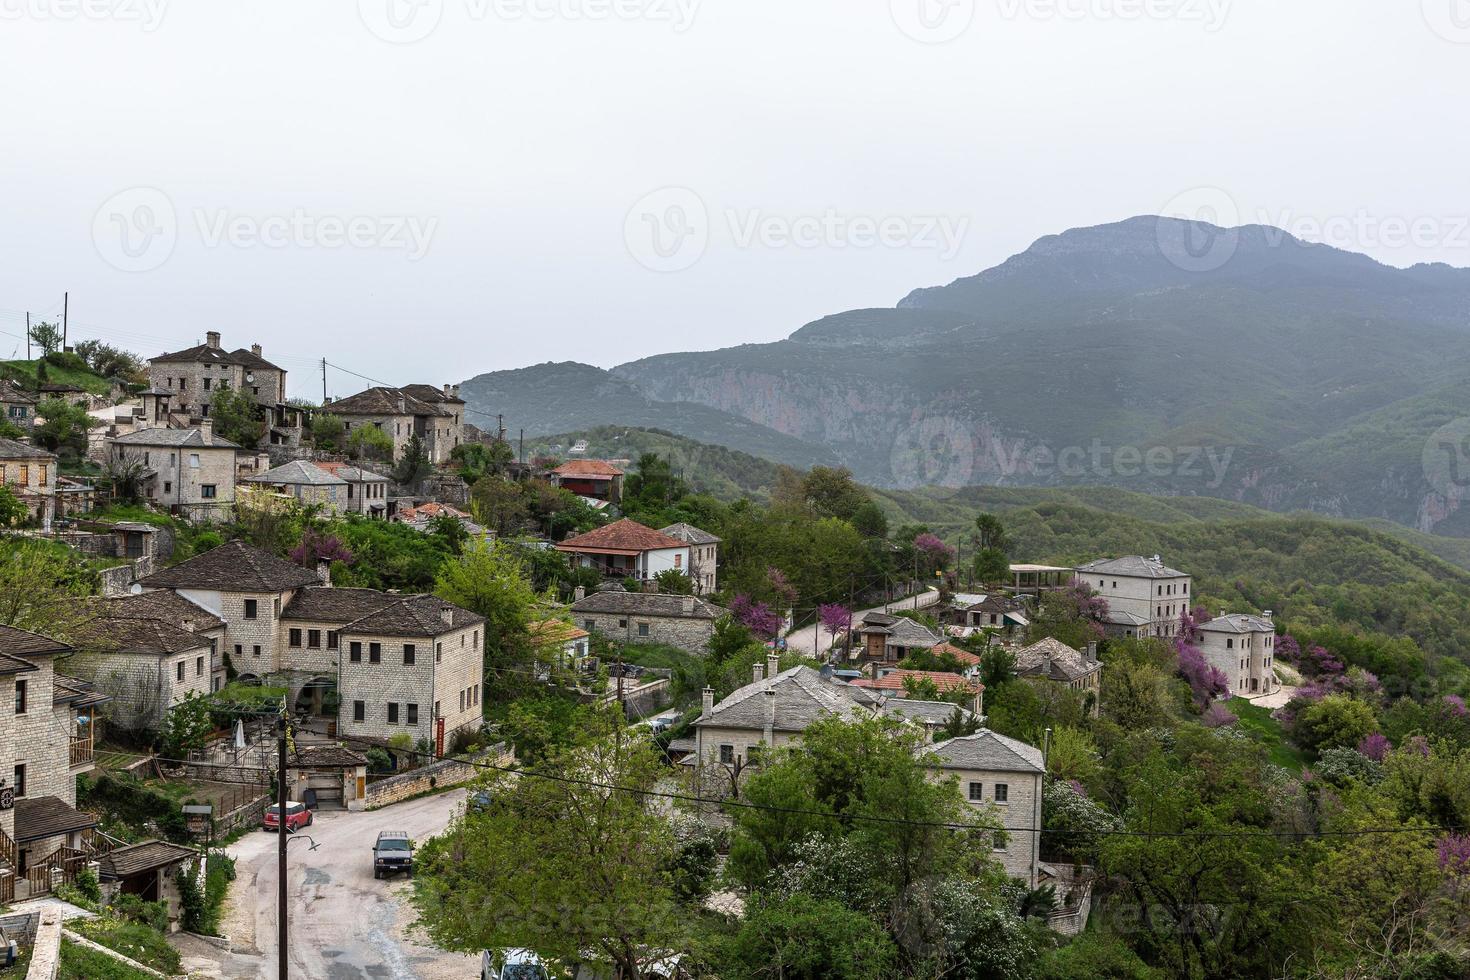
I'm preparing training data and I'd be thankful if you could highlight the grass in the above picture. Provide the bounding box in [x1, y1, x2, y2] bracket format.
[0, 947, 31, 975]
[71, 917, 181, 975]
[58, 939, 159, 980]
[1229, 697, 1305, 772]
[0, 358, 113, 396]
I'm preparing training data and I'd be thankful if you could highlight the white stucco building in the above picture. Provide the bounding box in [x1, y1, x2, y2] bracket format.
[1198, 612, 1279, 698]
[1075, 555, 1192, 639]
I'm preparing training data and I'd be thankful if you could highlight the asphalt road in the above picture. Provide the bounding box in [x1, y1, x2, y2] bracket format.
[176, 788, 479, 980]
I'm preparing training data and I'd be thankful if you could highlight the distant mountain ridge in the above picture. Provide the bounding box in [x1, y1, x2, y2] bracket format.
[460, 215, 1470, 537]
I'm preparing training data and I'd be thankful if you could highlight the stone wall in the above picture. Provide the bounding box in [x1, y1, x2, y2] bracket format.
[364, 745, 507, 809]
[578, 612, 716, 655]
[214, 793, 271, 837]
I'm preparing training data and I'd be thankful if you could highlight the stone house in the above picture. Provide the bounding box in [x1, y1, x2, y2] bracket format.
[147, 331, 303, 446]
[313, 462, 389, 517]
[529, 619, 590, 670]
[0, 381, 36, 429]
[283, 745, 370, 812]
[1198, 611, 1279, 698]
[557, 519, 693, 585]
[0, 437, 57, 529]
[244, 460, 350, 515]
[944, 592, 1027, 632]
[0, 625, 110, 903]
[550, 459, 624, 504]
[1075, 555, 1192, 639]
[108, 422, 240, 520]
[660, 523, 720, 594]
[570, 591, 724, 654]
[97, 840, 200, 911]
[65, 592, 226, 733]
[928, 729, 1045, 886]
[323, 385, 465, 464]
[855, 612, 943, 664]
[1012, 637, 1102, 716]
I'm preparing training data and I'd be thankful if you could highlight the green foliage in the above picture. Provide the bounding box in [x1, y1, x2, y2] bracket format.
[161, 691, 214, 756]
[365, 747, 392, 773]
[332, 516, 454, 591]
[0, 416, 24, 441]
[501, 694, 597, 763]
[0, 484, 29, 527]
[393, 433, 432, 486]
[28, 320, 63, 355]
[78, 772, 190, 842]
[73, 340, 146, 383]
[345, 423, 394, 462]
[434, 538, 541, 696]
[0, 537, 98, 635]
[208, 386, 266, 447]
[1292, 694, 1379, 756]
[175, 865, 209, 934]
[34, 396, 99, 457]
[73, 915, 182, 975]
[713, 893, 898, 980]
[58, 939, 161, 980]
[653, 568, 695, 595]
[1036, 933, 1164, 980]
[309, 411, 346, 451]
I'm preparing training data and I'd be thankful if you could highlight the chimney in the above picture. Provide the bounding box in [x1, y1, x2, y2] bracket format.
[316, 558, 333, 587]
[1220, 609, 1228, 619]
[573, 586, 586, 602]
[681, 595, 695, 615]
[440, 605, 454, 626]
[1152, 555, 1161, 564]
[1085, 641, 1098, 664]
[443, 383, 451, 398]
[972, 687, 984, 718]
[701, 686, 715, 718]
[753, 662, 765, 684]
[181, 618, 195, 633]
[763, 687, 776, 742]
[397, 394, 406, 413]
[198, 418, 213, 441]
[205, 331, 221, 349]
[452, 384, 461, 399]
[767, 652, 780, 679]
[1262, 610, 1273, 621]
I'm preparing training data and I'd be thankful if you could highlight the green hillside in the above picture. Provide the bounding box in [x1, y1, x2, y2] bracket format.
[0, 358, 114, 396]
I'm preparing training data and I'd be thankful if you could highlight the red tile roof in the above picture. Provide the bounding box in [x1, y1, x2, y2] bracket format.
[553, 459, 624, 478]
[849, 669, 982, 694]
[932, 642, 983, 666]
[556, 518, 687, 555]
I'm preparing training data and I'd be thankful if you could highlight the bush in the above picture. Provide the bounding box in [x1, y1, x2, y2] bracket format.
[73, 915, 182, 975]
[43, 350, 90, 373]
[110, 894, 171, 933]
[79, 772, 190, 842]
[365, 747, 393, 773]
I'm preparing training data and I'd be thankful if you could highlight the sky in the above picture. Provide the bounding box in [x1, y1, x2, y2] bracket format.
[2, 0, 1467, 402]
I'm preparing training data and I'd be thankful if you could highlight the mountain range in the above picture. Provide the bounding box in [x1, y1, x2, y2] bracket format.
[460, 216, 1470, 537]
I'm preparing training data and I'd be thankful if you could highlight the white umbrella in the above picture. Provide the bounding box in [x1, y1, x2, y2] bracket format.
[234, 719, 246, 750]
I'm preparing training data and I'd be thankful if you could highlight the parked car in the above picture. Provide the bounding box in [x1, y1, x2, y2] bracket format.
[373, 831, 414, 879]
[482, 949, 549, 980]
[467, 789, 494, 814]
[263, 801, 312, 833]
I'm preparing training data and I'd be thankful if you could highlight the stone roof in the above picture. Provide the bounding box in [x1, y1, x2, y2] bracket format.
[861, 615, 942, 649]
[99, 840, 198, 880]
[342, 594, 483, 638]
[0, 624, 70, 661]
[315, 462, 388, 483]
[1076, 555, 1188, 579]
[929, 729, 1045, 774]
[327, 386, 449, 418]
[699, 665, 882, 733]
[399, 383, 465, 406]
[53, 674, 110, 709]
[281, 587, 399, 624]
[98, 591, 225, 631]
[291, 744, 369, 768]
[557, 519, 685, 555]
[1199, 613, 1275, 634]
[110, 427, 241, 449]
[14, 795, 98, 843]
[1014, 637, 1099, 682]
[553, 459, 624, 478]
[139, 540, 322, 592]
[0, 437, 55, 460]
[70, 614, 214, 657]
[1103, 608, 1151, 626]
[570, 591, 724, 621]
[881, 699, 977, 727]
[659, 522, 721, 545]
[246, 459, 348, 487]
[150, 342, 283, 372]
[0, 380, 36, 404]
[0, 652, 39, 675]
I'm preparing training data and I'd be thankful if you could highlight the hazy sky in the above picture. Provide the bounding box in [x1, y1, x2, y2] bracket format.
[2, 0, 1466, 402]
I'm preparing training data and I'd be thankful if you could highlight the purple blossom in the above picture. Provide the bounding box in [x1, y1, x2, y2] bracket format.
[730, 595, 782, 640]
[765, 567, 799, 608]
[818, 603, 851, 639]
[1067, 779, 1088, 798]
[1177, 606, 1213, 645]
[1201, 703, 1238, 728]
[1438, 834, 1470, 880]
[1443, 694, 1469, 719]
[913, 533, 956, 565]
[1178, 643, 1229, 708]
[1357, 732, 1391, 762]
[1300, 644, 1345, 678]
[1275, 633, 1302, 664]
[288, 531, 355, 569]
[1404, 735, 1432, 757]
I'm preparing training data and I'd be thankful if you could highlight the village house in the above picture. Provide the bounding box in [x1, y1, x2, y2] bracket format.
[660, 523, 720, 594]
[1075, 555, 1193, 639]
[550, 459, 624, 505]
[0, 380, 36, 429]
[570, 590, 724, 654]
[108, 422, 240, 520]
[943, 592, 1028, 632]
[1012, 637, 1102, 716]
[1198, 611, 1279, 698]
[147, 331, 304, 446]
[0, 625, 110, 904]
[323, 384, 465, 465]
[556, 519, 693, 584]
[395, 501, 488, 540]
[0, 437, 57, 529]
[245, 460, 350, 515]
[65, 591, 228, 732]
[855, 611, 943, 664]
[529, 620, 591, 671]
[929, 729, 1045, 886]
[313, 461, 390, 517]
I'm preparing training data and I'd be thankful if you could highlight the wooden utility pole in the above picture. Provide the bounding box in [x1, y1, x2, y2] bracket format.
[62, 293, 68, 351]
[276, 714, 289, 980]
[321, 358, 328, 405]
[25, 312, 30, 360]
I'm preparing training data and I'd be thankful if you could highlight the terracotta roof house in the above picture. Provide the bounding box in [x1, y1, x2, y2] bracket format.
[1012, 637, 1101, 716]
[551, 459, 624, 504]
[660, 523, 720, 594]
[929, 729, 1046, 885]
[851, 668, 983, 701]
[396, 502, 488, 540]
[529, 620, 591, 668]
[570, 590, 725, 654]
[556, 519, 692, 584]
[148, 331, 304, 447]
[324, 384, 464, 464]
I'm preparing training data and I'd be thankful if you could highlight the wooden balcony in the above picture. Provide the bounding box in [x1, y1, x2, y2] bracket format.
[70, 733, 95, 767]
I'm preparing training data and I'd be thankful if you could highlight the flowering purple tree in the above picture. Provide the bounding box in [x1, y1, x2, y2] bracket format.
[1275, 633, 1301, 665]
[289, 531, 355, 569]
[1178, 643, 1229, 708]
[730, 595, 782, 640]
[819, 603, 851, 643]
[1357, 732, 1391, 762]
[1300, 644, 1345, 678]
[913, 533, 956, 571]
[1176, 606, 1213, 646]
[1201, 702, 1238, 728]
[1443, 694, 1469, 719]
[766, 566, 799, 609]
[1438, 834, 1470, 887]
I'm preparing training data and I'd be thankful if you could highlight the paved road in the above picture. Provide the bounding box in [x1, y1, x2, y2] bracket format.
[784, 589, 942, 658]
[176, 788, 477, 980]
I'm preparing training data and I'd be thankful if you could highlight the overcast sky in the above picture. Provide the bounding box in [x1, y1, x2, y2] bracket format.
[2, 0, 1466, 401]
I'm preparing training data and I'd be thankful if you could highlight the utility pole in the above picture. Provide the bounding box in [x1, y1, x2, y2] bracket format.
[25, 312, 30, 360]
[277, 708, 289, 980]
[321, 358, 328, 405]
[62, 293, 68, 351]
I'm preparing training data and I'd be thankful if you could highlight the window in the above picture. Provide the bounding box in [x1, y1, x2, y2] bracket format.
[407, 704, 419, 725]
[387, 703, 399, 724]
[234, 644, 242, 657]
[473, 629, 479, 647]
[637, 623, 650, 637]
[618, 618, 628, 628]
[719, 745, 735, 764]
[12, 764, 25, 798]
[968, 782, 983, 801]
[403, 644, 416, 665]
[349, 642, 362, 663]
[993, 783, 1009, 803]
[15, 679, 27, 714]
[201, 484, 217, 499]
[327, 631, 338, 650]
[308, 629, 321, 649]
[244, 599, 258, 619]
[435, 643, 442, 663]
[1226, 638, 1234, 649]
[992, 831, 1007, 852]
[353, 700, 365, 722]
[674, 554, 682, 569]
[196, 656, 204, 676]
[459, 691, 465, 712]
[434, 700, 440, 719]
[203, 377, 212, 390]
[189, 453, 200, 468]
[37, 464, 46, 487]
[252, 644, 261, 658]
[369, 642, 381, 664]
[18, 465, 27, 484]
[746, 744, 762, 766]
[289, 628, 303, 647]
[176, 661, 185, 682]
[164, 481, 172, 493]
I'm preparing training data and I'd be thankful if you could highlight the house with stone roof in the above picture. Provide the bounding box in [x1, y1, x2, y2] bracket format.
[1013, 637, 1102, 715]
[929, 729, 1045, 885]
[944, 592, 1028, 632]
[313, 461, 389, 517]
[323, 384, 465, 464]
[147, 331, 303, 446]
[1075, 555, 1192, 639]
[245, 459, 350, 515]
[556, 519, 693, 585]
[570, 590, 725, 654]
[551, 459, 624, 504]
[855, 611, 943, 664]
[660, 523, 720, 594]
[0, 380, 36, 430]
[108, 421, 241, 519]
[0, 437, 57, 529]
[0, 625, 111, 903]
[1198, 611, 1279, 698]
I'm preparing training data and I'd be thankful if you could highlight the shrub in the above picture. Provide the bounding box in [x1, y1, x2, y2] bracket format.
[74, 915, 182, 975]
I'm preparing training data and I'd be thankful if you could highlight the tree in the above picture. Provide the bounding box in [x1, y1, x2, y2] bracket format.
[161, 692, 214, 756]
[412, 712, 686, 979]
[434, 539, 540, 687]
[310, 412, 346, 451]
[0, 485, 28, 528]
[73, 340, 146, 382]
[973, 513, 1009, 553]
[653, 569, 694, 595]
[819, 603, 851, 648]
[1293, 694, 1379, 755]
[0, 539, 96, 636]
[800, 466, 869, 520]
[102, 456, 150, 505]
[713, 893, 898, 980]
[469, 476, 530, 537]
[394, 434, 432, 487]
[209, 386, 265, 448]
[973, 548, 1010, 585]
[1028, 581, 1107, 649]
[33, 397, 99, 457]
[346, 424, 394, 462]
[28, 320, 63, 356]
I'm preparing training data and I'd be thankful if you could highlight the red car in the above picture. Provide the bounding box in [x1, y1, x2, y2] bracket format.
[263, 801, 312, 832]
